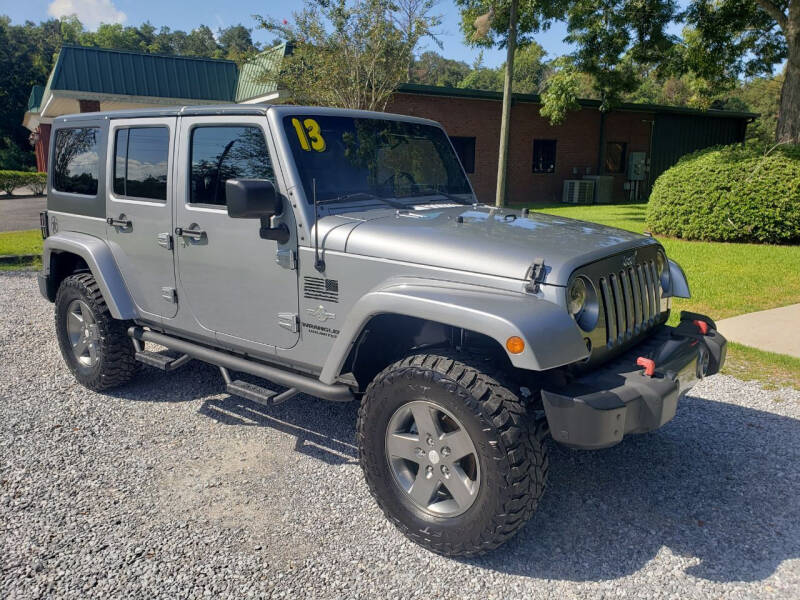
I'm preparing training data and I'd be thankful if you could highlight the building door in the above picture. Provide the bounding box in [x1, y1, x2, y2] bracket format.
[105, 118, 178, 322]
[173, 116, 300, 350]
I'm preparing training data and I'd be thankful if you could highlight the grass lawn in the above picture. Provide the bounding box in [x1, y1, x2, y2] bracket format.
[530, 202, 800, 389]
[0, 229, 43, 270]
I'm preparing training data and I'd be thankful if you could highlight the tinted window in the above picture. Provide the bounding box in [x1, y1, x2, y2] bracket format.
[190, 126, 274, 206]
[605, 141, 627, 173]
[449, 136, 476, 173]
[53, 127, 100, 195]
[283, 115, 472, 202]
[113, 127, 169, 201]
[532, 139, 556, 174]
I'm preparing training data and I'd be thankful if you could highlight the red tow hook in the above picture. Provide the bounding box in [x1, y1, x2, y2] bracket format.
[693, 320, 709, 335]
[636, 357, 656, 377]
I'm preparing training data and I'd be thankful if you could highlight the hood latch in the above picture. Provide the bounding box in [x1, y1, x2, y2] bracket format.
[525, 258, 546, 293]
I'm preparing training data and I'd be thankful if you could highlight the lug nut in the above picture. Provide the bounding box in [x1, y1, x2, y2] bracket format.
[426, 436, 435, 446]
[440, 465, 450, 478]
[425, 465, 434, 478]
[441, 446, 451, 457]
[415, 447, 425, 458]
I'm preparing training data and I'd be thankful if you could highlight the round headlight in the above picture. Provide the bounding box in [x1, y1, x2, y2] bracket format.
[567, 278, 587, 317]
[656, 251, 670, 293]
[567, 276, 600, 332]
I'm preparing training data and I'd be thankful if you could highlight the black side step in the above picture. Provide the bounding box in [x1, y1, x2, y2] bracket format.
[135, 350, 192, 372]
[226, 380, 277, 406]
[128, 327, 353, 402]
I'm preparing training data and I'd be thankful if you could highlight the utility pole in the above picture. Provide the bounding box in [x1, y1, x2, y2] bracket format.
[495, 0, 518, 207]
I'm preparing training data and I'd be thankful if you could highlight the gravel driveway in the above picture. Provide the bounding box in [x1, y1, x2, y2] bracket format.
[2, 270, 799, 599]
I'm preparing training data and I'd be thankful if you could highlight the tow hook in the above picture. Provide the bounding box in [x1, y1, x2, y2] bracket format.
[636, 356, 656, 377]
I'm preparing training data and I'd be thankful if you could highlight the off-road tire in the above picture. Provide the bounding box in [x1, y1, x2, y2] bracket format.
[54, 273, 137, 391]
[357, 351, 549, 557]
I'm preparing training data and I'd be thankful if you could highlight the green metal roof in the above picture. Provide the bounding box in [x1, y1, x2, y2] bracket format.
[48, 45, 238, 102]
[27, 85, 44, 112]
[395, 83, 758, 120]
[235, 43, 290, 102]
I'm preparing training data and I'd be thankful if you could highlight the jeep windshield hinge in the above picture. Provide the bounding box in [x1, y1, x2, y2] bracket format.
[278, 312, 299, 333]
[276, 248, 297, 270]
[525, 258, 546, 293]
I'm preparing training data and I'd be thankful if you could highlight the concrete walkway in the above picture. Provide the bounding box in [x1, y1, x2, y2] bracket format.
[717, 304, 800, 358]
[0, 195, 46, 232]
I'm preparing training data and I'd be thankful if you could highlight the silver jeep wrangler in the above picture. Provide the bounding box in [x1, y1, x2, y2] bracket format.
[39, 105, 726, 556]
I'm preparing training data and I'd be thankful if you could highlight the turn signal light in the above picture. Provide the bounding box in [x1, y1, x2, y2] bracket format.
[506, 336, 525, 354]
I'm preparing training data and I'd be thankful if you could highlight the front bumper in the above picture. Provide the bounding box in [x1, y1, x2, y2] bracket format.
[541, 312, 726, 450]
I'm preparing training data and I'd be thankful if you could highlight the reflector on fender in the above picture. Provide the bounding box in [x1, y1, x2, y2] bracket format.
[693, 320, 709, 335]
[506, 336, 525, 354]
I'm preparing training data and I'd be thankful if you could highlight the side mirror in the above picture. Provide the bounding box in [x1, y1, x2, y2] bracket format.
[225, 178, 290, 244]
[226, 179, 281, 219]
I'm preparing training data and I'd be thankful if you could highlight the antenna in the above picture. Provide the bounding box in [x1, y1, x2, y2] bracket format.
[313, 178, 325, 272]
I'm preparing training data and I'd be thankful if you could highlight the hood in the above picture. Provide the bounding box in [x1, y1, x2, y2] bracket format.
[322, 205, 659, 286]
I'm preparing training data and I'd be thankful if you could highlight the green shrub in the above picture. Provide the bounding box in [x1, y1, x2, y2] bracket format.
[646, 144, 800, 244]
[0, 171, 47, 196]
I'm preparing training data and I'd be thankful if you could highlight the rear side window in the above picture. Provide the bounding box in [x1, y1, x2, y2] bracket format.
[53, 127, 101, 195]
[113, 127, 170, 201]
[189, 126, 274, 206]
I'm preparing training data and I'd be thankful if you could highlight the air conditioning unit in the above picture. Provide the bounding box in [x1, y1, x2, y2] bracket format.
[582, 175, 615, 204]
[562, 179, 594, 204]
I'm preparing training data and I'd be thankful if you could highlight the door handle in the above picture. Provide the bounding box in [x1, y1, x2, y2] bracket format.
[106, 215, 132, 229]
[175, 226, 206, 241]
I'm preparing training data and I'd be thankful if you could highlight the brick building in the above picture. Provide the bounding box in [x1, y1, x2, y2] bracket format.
[23, 45, 756, 204]
[388, 84, 755, 204]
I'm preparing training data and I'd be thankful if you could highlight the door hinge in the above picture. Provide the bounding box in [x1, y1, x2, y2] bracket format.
[157, 232, 173, 250]
[161, 287, 177, 303]
[276, 248, 297, 270]
[278, 312, 299, 333]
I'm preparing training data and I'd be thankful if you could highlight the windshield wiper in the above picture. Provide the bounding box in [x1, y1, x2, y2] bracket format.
[321, 191, 406, 209]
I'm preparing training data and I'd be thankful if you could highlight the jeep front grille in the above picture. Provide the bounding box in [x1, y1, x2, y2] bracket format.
[597, 259, 661, 348]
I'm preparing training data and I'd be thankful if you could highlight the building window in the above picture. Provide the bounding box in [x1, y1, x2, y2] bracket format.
[532, 139, 556, 173]
[53, 127, 100, 195]
[114, 127, 169, 201]
[190, 126, 274, 206]
[605, 141, 627, 174]
[449, 136, 476, 173]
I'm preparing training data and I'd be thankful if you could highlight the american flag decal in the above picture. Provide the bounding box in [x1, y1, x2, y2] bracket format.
[304, 277, 339, 303]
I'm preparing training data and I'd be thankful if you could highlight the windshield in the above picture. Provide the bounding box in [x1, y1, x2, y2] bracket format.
[283, 115, 473, 203]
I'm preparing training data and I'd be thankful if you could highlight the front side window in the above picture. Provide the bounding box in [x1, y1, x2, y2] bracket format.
[283, 115, 472, 203]
[189, 126, 274, 206]
[113, 127, 169, 201]
[53, 127, 100, 195]
[532, 139, 557, 174]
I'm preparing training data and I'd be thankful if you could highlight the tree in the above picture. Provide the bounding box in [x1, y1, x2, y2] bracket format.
[392, 0, 443, 79]
[255, 0, 436, 111]
[455, 0, 564, 205]
[0, 16, 256, 168]
[218, 25, 259, 63]
[180, 25, 220, 57]
[410, 51, 471, 87]
[684, 0, 798, 143]
[457, 43, 549, 93]
[725, 74, 785, 145]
